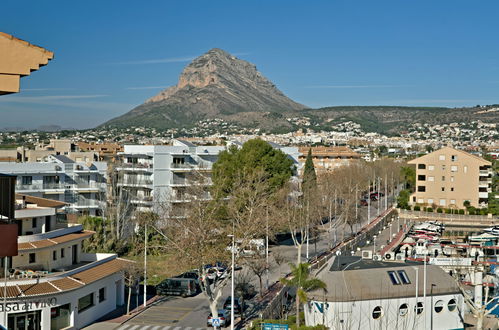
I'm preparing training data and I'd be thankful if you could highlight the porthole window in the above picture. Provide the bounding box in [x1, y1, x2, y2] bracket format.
[448, 299, 457, 312]
[399, 303, 408, 317]
[415, 302, 424, 315]
[372, 306, 383, 319]
[434, 300, 444, 313]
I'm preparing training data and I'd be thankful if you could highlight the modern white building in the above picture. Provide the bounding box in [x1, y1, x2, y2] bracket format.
[305, 256, 465, 330]
[0, 155, 107, 216]
[0, 194, 128, 330]
[116, 140, 301, 217]
[115, 140, 225, 216]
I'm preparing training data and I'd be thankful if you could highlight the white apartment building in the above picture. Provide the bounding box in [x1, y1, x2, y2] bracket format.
[115, 140, 225, 216]
[0, 155, 107, 216]
[305, 256, 465, 330]
[116, 140, 301, 217]
[0, 194, 127, 330]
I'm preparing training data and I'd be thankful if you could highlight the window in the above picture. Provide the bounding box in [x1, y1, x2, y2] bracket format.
[448, 299, 457, 312]
[464, 166, 468, 174]
[372, 306, 383, 319]
[442, 165, 446, 170]
[29, 253, 36, 264]
[417, 199, 424, 204]
[387, 271, 401, 285]
[450, 199, 456, 205]
[418, 164, 426, 169]
[450, 176, 455, 182]
[442, 176, 445, 181]
[53, 251, 57, 261]
[428, 176, 434, 182]
[78, 293, 94, 313]
[451, 165, 458, 172]
[451, 187, 454, 192]
[32, 218, 37, 228]
[434, 300, 444, 313]
[441, 187, 445, 192]
[428, 165, 435, 171]
[439, 155, 446, 161]
[415, 302, 424, 315]
[399, 303, 409, 317]
[428, 199, 434, 204]
[451, 155, 458, 162]
[61, 248, 65, 258]
[22, 176, 32, 185]
[397, 270, 411, 284]
[440, 199, 446, 206]
[417, 186, 426, 192]
[417, 175, 426, 181]
[99, 287, 106, 303]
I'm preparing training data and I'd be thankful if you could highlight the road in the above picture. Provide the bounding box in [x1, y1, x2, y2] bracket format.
[99, 195, 398, 329]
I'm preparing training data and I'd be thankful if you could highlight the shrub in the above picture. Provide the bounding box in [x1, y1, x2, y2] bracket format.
[414, 205, 420, 211]
[458, 209, 465, 215]
[437, 208, 443, 213]
[427, 207, 433, 212]
[445, 208, 452, 214]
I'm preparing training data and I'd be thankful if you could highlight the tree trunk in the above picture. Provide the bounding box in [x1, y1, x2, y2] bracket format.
[296, 243, 302, 266]
[296, 293, 300, 328]
[127, 282, 132, 314]
[258, 276, 263, 297]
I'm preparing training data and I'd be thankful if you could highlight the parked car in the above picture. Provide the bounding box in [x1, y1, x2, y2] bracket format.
[360, 199, 368, 206]
[207, 309, 231, 328]
[223, 296, 244, 315]
[156, 278, 198, 297]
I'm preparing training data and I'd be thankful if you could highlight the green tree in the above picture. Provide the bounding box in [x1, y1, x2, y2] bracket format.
[280, 263, 326, 328]
[401, 166, 416, 191]
[397, 189, 411, 209]
[212, 139, 294, 197]
[302, 149, 317, 199]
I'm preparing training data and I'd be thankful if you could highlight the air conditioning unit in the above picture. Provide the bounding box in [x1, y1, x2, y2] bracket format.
[384, 252, 395, 261]
[361, 250, 373, 260]
[373, 254, 383, 261]
[395, 253, 406, 261]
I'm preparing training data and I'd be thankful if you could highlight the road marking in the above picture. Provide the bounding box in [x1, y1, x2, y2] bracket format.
[161, 327, 171, 330]
[128, 326, 141, 330]
[139, 326, 151, 330]
[184, 328, 192, 330]
[172, 327, 182, 330]
[116, 325, 131, 330]
[150, 326, 162, 330]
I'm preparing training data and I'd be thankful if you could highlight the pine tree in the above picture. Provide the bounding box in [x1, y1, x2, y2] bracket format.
[302, 148, 317, 198]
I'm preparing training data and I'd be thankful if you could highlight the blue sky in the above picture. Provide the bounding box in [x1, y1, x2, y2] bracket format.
[1, 0, 499, 129]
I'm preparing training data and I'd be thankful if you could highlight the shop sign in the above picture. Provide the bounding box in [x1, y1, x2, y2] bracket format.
[0, 298, 57, 312]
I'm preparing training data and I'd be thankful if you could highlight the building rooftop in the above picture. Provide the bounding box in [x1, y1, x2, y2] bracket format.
[309, 256, 461, 302]
[52, 154, 75, 164]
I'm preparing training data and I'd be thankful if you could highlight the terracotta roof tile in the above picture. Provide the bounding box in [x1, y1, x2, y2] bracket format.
[18, 282, 59, 296]
[18, 230, 94, 251]
[50, 277, 83, 291]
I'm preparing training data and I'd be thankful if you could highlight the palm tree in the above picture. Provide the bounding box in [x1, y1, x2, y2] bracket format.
[280, 262, 326, 328]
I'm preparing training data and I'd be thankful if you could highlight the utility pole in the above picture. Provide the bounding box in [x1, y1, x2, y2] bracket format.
[143, 224, 147, 307]
[306, 200, 310, 260]
[265, 209, 269, 289]
[367, 180, 371, 223]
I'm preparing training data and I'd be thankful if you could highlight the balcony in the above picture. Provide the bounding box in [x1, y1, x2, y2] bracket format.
[15, 183, 65, 192]
[116, 162, 153, 172]
[479, 170, 491, 176]
[71, 182, 106, 191]
[18, 224, 83, 243]
[170, 162, 211, 172]
[131, 196, 153, 205]
[479, 192, 490, 199]
[118, 179, 153, 188]
[73, 199, 104, 208]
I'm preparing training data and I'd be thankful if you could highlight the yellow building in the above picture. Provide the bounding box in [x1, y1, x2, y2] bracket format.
[298, 146, 361, 175]
[408, 146, 492, 209]
[0, 32, 53, 95]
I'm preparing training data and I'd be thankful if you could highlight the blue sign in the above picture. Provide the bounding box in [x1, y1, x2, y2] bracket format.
[263, 323, 289, 330]
[212, 318, 221, 327]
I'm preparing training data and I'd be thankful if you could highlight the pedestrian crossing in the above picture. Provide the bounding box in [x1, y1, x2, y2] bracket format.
[116, 324, 207, 330]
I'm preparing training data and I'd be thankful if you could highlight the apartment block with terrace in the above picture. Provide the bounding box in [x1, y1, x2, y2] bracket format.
[408, 146, 492, 209]
[115, 140, 225, 217]
[0, 155, 107, 216]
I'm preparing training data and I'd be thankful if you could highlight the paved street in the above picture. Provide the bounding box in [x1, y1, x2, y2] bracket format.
[89, 193, 399, 330]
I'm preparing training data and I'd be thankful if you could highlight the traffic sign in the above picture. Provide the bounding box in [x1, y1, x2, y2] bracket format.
[212, 318, 221, 327]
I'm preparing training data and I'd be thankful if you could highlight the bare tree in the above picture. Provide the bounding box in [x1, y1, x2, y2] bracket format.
[245, 256, 268, 297]
[273, 251, 286, 276]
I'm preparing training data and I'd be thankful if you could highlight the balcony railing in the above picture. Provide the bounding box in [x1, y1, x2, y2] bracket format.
[16, 183, 65, 191]
[119, 162, 153, 170]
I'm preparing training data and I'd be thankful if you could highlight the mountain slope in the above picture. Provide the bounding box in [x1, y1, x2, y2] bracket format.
[102, 48, 305, 128]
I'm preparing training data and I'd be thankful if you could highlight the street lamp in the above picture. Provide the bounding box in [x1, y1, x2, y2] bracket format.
[228, 234, 235, 330]
[431, 284, 436, 330]
[373, 235, 377, 255]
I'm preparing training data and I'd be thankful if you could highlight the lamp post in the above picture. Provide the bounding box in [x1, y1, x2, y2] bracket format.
[143, 224, 147, 308]
[431, 284, 436, 330]
[228, 234, 235, 330]
[373, 235, 377, 256]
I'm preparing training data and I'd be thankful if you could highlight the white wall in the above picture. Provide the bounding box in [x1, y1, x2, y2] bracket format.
[305, 293, 464, 330]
